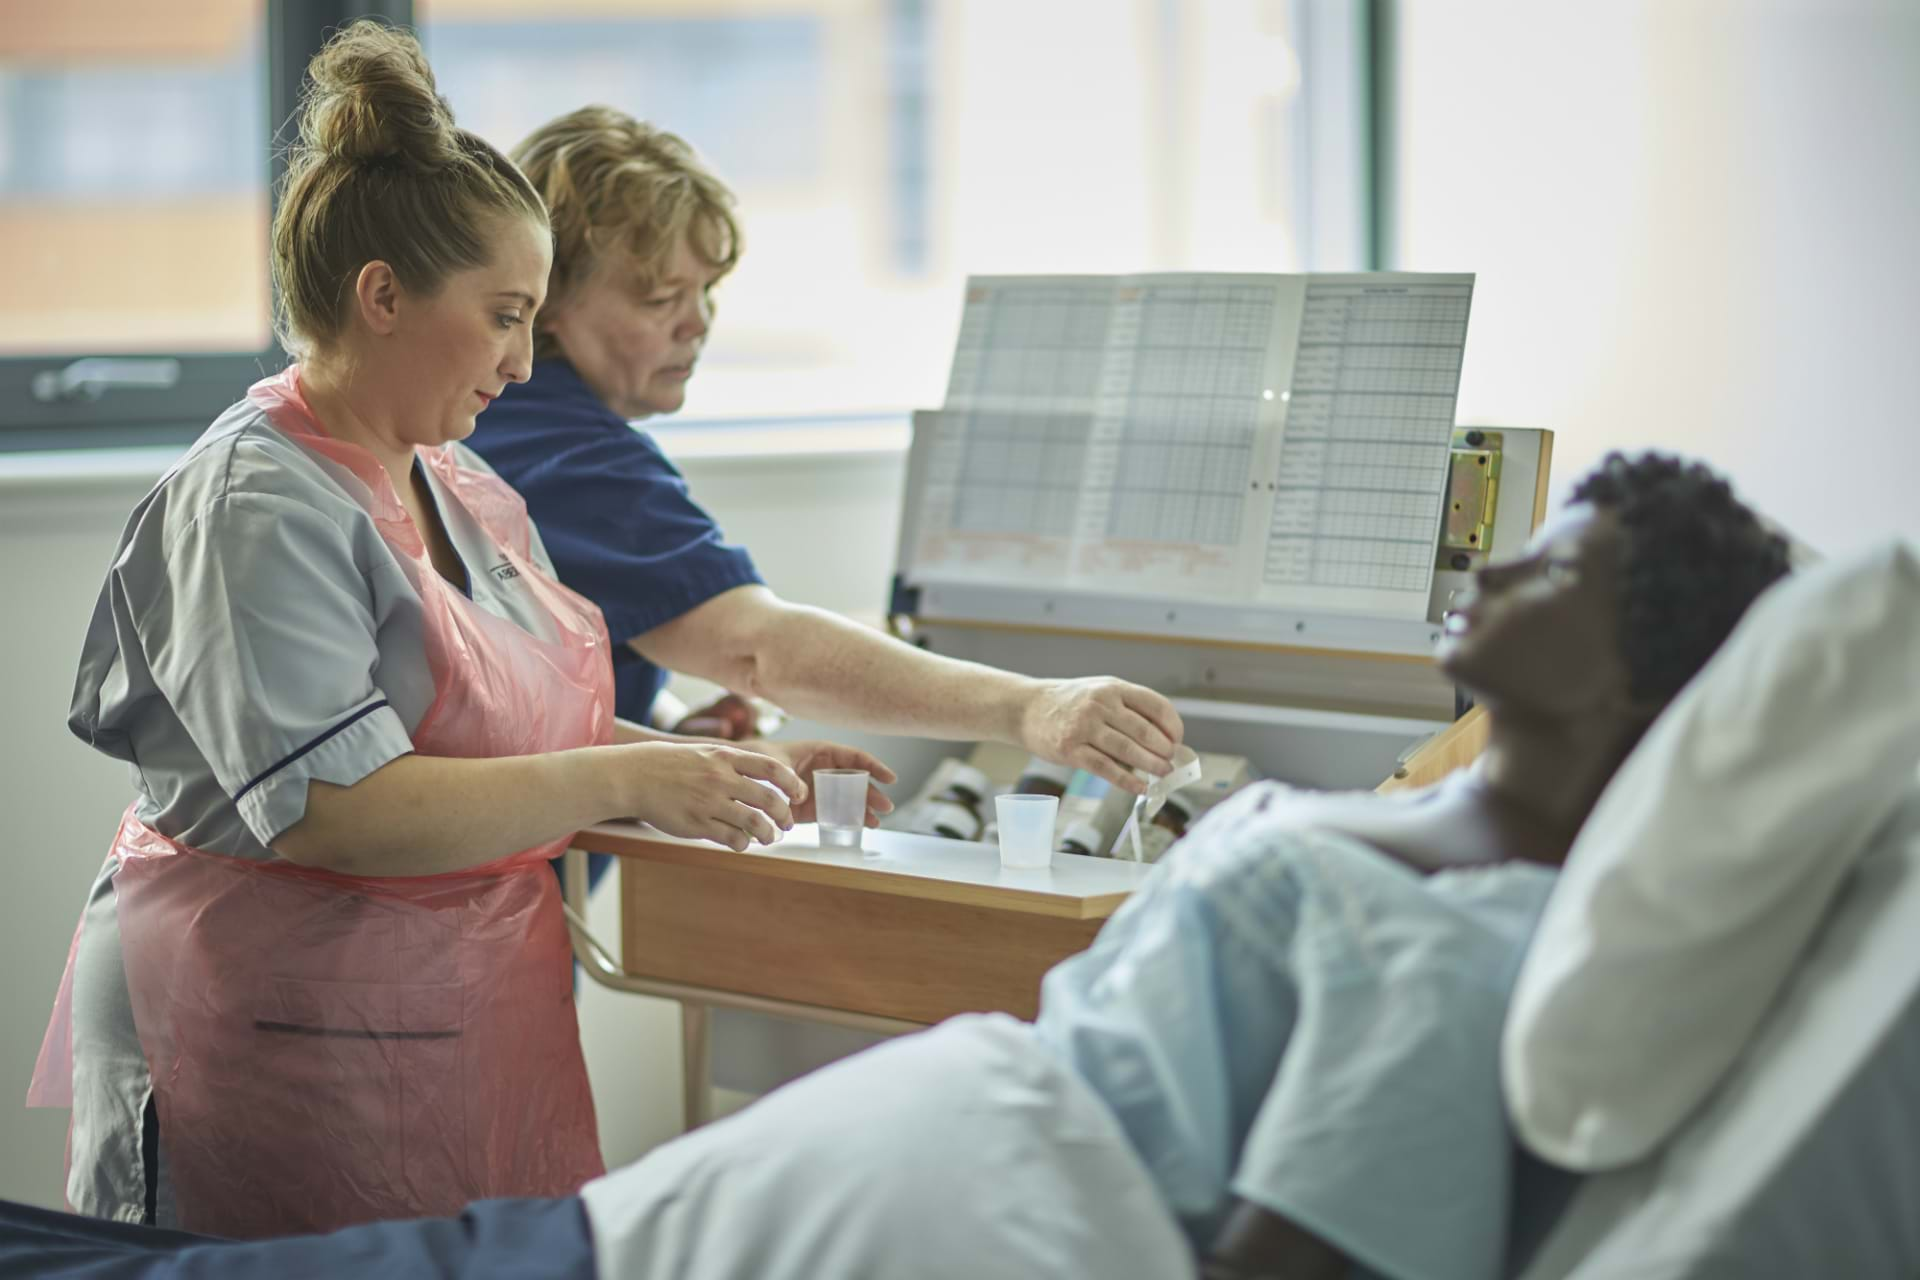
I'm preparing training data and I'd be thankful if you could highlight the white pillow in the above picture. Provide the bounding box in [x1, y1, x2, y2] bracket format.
[1513, 795, 1920, 1279]
[1501, 538, 1920, 1171]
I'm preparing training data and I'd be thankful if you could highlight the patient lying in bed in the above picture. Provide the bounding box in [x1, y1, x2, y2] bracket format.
[6, 453, 1797, 1280]
[581, 453, 1795, 1280]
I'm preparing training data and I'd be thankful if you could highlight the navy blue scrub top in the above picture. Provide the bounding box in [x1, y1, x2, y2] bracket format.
[467, 359, 763, 727]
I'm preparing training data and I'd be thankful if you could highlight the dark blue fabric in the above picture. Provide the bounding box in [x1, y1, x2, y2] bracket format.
[0, 1196, 596, 1280]
[471, 359, 765, 895]
[467, 358, 763, 728]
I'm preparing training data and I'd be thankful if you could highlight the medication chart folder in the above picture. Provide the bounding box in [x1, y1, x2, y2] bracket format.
[909, 272, 1475, 622]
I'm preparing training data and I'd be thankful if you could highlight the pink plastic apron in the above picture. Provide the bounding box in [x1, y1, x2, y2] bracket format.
[30, 368, 615, 1237]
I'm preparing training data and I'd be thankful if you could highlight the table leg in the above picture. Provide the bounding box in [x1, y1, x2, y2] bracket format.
[682, 1000, 713, 1131]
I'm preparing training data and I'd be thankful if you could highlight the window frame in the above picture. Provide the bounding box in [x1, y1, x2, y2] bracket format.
[0, 0, 412, 452]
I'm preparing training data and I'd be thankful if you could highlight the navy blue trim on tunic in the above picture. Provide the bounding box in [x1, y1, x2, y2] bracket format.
[234, 700, 392, 802]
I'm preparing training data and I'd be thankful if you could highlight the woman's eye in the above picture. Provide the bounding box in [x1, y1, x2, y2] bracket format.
[496, 313, 521, 329]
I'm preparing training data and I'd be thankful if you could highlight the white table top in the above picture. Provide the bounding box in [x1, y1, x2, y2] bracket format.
[578, 821, 1157, 920]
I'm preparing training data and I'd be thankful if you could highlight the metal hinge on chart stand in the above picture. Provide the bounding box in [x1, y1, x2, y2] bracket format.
[1440, 429, 1504, 574]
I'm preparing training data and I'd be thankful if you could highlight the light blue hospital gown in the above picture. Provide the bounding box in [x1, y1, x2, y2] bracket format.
[573, 782, 1554, 1279]
[1034, 781, 1558, 1280]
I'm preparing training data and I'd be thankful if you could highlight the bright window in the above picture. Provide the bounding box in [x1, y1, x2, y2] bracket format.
[0, 2, 271, 357]
[420, 0, 1369, 420]
[0, 1, 1368, 445]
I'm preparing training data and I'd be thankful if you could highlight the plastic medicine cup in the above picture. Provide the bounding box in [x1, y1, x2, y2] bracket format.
[994, 794, 1059, 870]
[813, 769, 871, 852]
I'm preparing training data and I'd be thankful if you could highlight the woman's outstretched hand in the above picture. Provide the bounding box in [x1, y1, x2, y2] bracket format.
[1018, 676, 1186, 796]
[620, 741, 807, 851]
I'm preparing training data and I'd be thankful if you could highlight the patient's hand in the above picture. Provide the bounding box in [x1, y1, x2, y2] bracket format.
[1203, 1198, 1349, 1280]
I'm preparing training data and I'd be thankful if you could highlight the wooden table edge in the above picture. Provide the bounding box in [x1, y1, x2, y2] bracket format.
[578, 824, 1131, 921]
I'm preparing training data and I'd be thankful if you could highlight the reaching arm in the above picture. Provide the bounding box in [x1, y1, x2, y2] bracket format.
[630, 585, 1186, 794]
[274, 740, 806, 875]
[611, 716, 708, 746]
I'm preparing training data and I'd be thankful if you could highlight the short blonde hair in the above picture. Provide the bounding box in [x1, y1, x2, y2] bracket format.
[512, 106, 741, 360]
[271, 20, 547, 355]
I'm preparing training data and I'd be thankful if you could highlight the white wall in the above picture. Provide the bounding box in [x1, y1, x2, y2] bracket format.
[0, 442, 905, 1208]
[1392, 0, 1920, 553]
[1, 470, 156, 1209]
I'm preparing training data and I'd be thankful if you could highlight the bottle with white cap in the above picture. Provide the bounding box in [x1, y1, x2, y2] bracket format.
[913, 762, 993, 841]
[1013, 756, 1074, 799]
[1056, 818, 1109, 858]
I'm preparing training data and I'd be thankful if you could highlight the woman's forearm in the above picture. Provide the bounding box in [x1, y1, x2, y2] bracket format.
[740, 604, 1037, 742]
[274, 748, 628, 877]
[613, 716, 670, 744]
[277, 733, 808, 873]
[635, 586, 1183, 792]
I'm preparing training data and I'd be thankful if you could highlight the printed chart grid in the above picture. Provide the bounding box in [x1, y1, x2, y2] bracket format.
[920, 273, 1475, 619]
[1263, 284, 1471, 592]
[935, 282, 1114, 543]
[951, 412, 1092, 538]
[945, 284, 1112, 406]
[1098, 284, 1270, 547]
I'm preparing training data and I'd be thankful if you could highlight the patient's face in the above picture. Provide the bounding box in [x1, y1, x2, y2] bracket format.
[1436, 502, 1633, 722]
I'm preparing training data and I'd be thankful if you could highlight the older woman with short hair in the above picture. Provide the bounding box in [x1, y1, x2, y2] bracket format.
[466, 107, 1189, 857]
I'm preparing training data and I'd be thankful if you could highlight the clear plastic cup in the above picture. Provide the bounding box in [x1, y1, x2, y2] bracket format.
[994, 794, 1058, 870]
[813, 769, 870, 851]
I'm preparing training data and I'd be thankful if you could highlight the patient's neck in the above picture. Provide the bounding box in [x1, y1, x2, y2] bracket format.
[1472, 712, 1642, 863]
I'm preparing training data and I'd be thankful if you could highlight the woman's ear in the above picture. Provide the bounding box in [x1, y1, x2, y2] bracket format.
[535, 302, 576, 362]
[351, 261, 401, 337]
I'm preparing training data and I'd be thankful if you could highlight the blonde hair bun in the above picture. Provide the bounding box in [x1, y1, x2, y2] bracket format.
[270, 19, 545, 354]
[300, 20, 457, 170]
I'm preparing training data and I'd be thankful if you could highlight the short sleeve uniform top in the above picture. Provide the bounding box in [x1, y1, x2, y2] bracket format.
[70, 394, 570, 856]
[464, 359, 762, 724]
[61, 394, 575, 1224]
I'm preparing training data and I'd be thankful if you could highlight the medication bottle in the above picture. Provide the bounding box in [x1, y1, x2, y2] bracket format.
[1013, 757, 1073, 800]
[1057, 819, 1108, 858]
[917, 762, 992, 841]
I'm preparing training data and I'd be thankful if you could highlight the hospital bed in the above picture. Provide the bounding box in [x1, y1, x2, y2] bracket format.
[1509, 792, 1920, 1280]
[8, 804, 1920, 1278]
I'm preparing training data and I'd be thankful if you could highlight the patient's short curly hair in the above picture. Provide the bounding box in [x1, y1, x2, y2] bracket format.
[1571, 452, 1792, 705]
